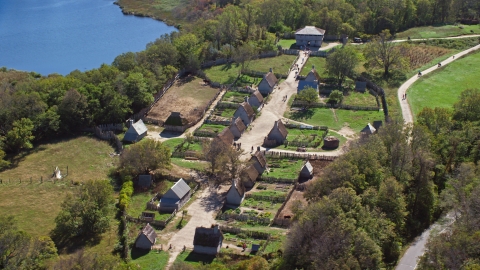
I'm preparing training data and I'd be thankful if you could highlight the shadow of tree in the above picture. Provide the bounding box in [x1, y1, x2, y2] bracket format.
[131, 247, 151, 259]
[183, 251, 216, 264]
[288, 109, 315, 121]
[198, 186, 225, 212]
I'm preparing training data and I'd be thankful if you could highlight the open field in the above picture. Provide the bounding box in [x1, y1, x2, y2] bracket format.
[409, 50, 480, 119]
[396, 24, 480, 39]
[286, 108, 384, 132]
[0, 136, 116, 182]
[248, 55, 297, 74]
[147, 76, 220, 123]
[342, 91, 378, 107]
[300, 57, 327, 76]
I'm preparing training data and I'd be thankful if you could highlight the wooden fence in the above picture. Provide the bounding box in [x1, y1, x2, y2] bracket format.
[217, 213, 271, 225]
[220, 226, 271, 240]
[284, 123, 328, 131]
[241, 69, 287, 79]
[203, 119, 231, 126]
[264, 151, 337, 161]
[272, 182, 298, 227]
[244, 193, 287, 203]
[193, 130, 218, 138]
[216, 102, 240, 109]
[291, 100, 380, 111]
[257, 176, 297, 183]
[93, 125, 123, 153]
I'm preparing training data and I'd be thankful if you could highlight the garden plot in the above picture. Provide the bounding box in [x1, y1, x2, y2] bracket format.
[147, 76, 219, 124]
[221, 91, 252, 103]
[264, 159, 303, 179]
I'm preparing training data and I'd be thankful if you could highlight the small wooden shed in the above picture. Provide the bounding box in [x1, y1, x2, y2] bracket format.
[266, 120, 288, 146]
[250, 150, 267, 174]
[124, 119, 147, 143]
[233, 102, 255, 126]
[193, 225, 223, 255]
[135, 223, 157, 249]
[299, 161, 314, 179]
[159, 178, 191, 213]
[248, 90, 264, 108]
[225, 179, 245, 206]
[229, 117, 247, 139]
[241, 164, 260, 189]
[258, 69, 278, 95]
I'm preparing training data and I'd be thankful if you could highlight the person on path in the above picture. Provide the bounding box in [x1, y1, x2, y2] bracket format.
[405, 93, 407, 99]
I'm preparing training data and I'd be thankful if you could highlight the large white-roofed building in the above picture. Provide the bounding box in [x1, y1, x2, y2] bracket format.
[295, 26, 326, 48]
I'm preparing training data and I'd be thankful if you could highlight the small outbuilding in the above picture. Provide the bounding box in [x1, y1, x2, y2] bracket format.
[159, 178, 191, 213]
[225, 179, 245, 206]
[229, 117, 247, 139]
[214, 127, 235, 147]
[305, 66, 321, 82]
[248, 90, 264, 108]
[295, 26, 326, 47]
[124, 119, 148, 143]
[193, 225, 223, 255]
[299, 161, 314, 179]
[266, 120, 289, 146]
[297, 80, 319, 93]
[135, 223, 157, 250]
[164, 112, 190, 132]
[241, 164, 260, 189]
[250, 150, 267, 175]
[361, 123, 377, 136]
[258, 69, 278, 95]
[233, 102, 255, 126]
[138, 175, 152, 189]
[355, 81, 367, 93]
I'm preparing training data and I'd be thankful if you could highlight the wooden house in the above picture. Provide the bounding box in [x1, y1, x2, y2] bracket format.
[297, 80, 319, 93]
[164, 112, 190, 132]
[258, 69, 278, 95]
[229, 117, 247, 139]
[159, 178, 191, 213]
[295, 26, 326, 47]
[214, 127, 234, 147]
[193, 225, 223, 255]
[266, 120, 288, 146]
[250, 150, 267, 175]
[135, 223, 157, 249]
[299, 161, 314, 179]
[124, 119, 147, 143]
[360, 123, 376, 136]
[225, 179, 245, 206]
[241, 164, 259, 189]
[248, 90, 264, 108]
[233, 102, 255, 126]
[305, 66, 321, 82]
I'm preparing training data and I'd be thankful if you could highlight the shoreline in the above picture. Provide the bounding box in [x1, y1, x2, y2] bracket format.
[113, 1, 179, 28]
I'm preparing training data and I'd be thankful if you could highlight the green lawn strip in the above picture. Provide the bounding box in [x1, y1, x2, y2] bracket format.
[203, 63, 240, 84]
[334, 109, 384, 132]
[198, 123, 227, 133]
[222, 232, 264, 246]
[171, 158, 208, 170]
[342, 91, 379, 107]
[264, 159, 303, 179]
[174, 250, 220, 266]
[250, 190, 287, 197]
[247, 55, 297, 74]
[271, 129, 346, 152]
[396, 24, 480, 39]
[408, 50, 480, 120]
[220, 108, 236, 118]
[130, 248, 169, 270]
[277, 39, 297, 49]
[162, 138, 203, 153]
[241, 198, 282, 213]
[162, 138, 184, 152]
[222, 91, 250, 103]
[0, 135, 116, 181]
[300, 57, 327, 76]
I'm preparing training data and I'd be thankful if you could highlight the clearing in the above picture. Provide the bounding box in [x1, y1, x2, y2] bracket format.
[408, 50, 480, 119]
[342, 91, 379, 107]
[147, 76, 220, 124]
[396, 24, 480, 39]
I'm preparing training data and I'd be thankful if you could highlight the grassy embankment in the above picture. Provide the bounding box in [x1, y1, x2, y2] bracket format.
[408, 50, 480, 119]
[396, 24, 480, 39]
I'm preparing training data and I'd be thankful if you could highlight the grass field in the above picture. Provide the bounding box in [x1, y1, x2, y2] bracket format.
[265, 159, 303, 179]
[171, 158, 208, 171]
[198, 124, 229, 133]
[342, 91, 379, 107]
[396, 24, 480, 39]
[222, 90, 251, 103]
[248, 55, 296, 74]
[408, 50, 480, 119]
[203, 63, 240, 85]
[277, 39, 297, 49]
[300, 57, 327, 76]
[286, 108, 384, 132]
[131, 248, 169, 270]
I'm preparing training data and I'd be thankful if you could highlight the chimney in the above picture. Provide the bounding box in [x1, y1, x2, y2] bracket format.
[269, 68, 273, 73]
[312, 65, 315, 70]
[128, 119, 134, 127]
[244, 96, 249, 103]
[213, 225, 219, 234]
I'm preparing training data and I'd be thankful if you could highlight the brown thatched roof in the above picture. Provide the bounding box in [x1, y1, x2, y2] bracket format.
[242, 164, 259, 182]
[263, 72, 278, 87]
[231, 117, 246, 133]
[239, 102, 255, 118]
[193, 226, 223, 247]
[164, 112, 189, 126]
[137, 223, 157, 244]
[215, 127, 234, 146]
[250, 90, 264, 103]
[252, 150, 267, 168]
[271, 119, 288, 139]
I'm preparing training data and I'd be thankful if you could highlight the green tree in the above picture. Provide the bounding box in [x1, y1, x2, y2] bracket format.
[326, 46, 360, 86]
[57, 89, 89, 132]
[296, 87, 319, 108]
[453, 88, 480, 122]
[119, 139, 171, 176]
[364, 30, 406, 77]
[327, 90, 343, 104]
[52, 180, 114, 242]
[5, 118, 35, 153]
[377, 177, 408, 232]
[233, 43, 258, 73]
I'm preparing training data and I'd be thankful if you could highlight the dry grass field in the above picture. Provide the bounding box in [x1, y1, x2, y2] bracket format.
[147, 76, 220, 124]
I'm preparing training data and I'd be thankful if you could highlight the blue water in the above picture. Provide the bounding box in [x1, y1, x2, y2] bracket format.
[0, 0, 176, 75]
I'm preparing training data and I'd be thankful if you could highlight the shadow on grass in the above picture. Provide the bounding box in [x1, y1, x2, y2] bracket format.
[53, 234, 103, 254]
[288, 109, 314, 121]
[220, 62, 239, 71]
[159, 130, 183, 139]
[183, 251, 216, 264]
[131, 247, 153, 259]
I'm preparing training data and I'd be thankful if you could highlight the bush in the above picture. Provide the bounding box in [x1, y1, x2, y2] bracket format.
[119, 178, 134, 211]
[327, 90, 343, 104]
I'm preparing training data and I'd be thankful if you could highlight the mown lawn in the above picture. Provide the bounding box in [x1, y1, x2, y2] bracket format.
[198, 124, 228, 133]
[342, 91, 379, 107]
[396, 24, 480, 39]
[162, 138, 203, 153]
[286, 108, 384, 132]
[222, 91, 251, 103]
[277, 39, 297, 49]
[130, 248, 169, 270]
[265, 159, 303, 179]
[409, 50, 480, 120]
[171, 158, 208, 171]
[300, 57, 327, 76]
[248, 55, 297, 74]
[203, 63, 240, 84]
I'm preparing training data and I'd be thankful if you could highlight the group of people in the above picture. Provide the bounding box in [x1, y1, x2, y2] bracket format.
[402, 93, 407, 100]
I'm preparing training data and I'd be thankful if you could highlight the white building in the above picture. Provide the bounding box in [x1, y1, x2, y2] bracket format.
[295, 26, 326, 48]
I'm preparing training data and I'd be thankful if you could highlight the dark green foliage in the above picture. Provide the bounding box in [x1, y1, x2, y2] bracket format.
[327, 90, 343, 105]
[119, 139, 171, 177]
[296, 87, 319, 108]
[118, 178, 134, 211]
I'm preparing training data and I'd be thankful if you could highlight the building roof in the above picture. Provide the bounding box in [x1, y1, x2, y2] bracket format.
[250, 90, 264, 103]
[215, 127, 234, 146]
[239, 102, 255, 118]
[162, 178, 191, 200]
[137, 223, 157, 244]
[302, 161, 313, 173]
[361, 123, 376, 134]
[355, 81, 367, 91]
[230, 117, 247, 133]
[305, 68, 321, 82]
[138, 175, 152, 188]
[242, 164, 259, 182]
[269, 119, 288, 139]
[124, 119, 147, 141]
[164, 112, 189, 126]
[295, 26, 326, 35]
[252, 150, 267, 168]
[297, 80, 318, 91]
[231, 179, 245, 197]
[261, 72, 278, 88]
[193, 226, 223, 247]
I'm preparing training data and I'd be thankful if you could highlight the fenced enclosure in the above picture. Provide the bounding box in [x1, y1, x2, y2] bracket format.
[264, 151, 337, 161]
[291, 100, 380, 111]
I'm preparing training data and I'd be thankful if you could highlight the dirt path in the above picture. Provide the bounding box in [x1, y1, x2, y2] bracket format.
[165, 185, 228, 269]
[398, 44, 480, 124]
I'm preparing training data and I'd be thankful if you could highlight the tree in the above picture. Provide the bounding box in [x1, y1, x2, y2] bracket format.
[364, 30, 406, 76]
[52, 180, 114, 242]
[119, 139, 171, 177]
[57, 89, 89, 132]
[453, 88, 480, 122]
[327, 90, 343, 105]
[5, 118, 35, 153]
[202, 139, 246, 186]
[296, 87, 319, 108]
[326, 45, 360, 86]
[233, 43, 258, 73]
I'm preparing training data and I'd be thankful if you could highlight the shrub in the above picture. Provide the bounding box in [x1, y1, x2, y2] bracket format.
[327, 90, 343, 104]
[119, 179, 134, 211]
